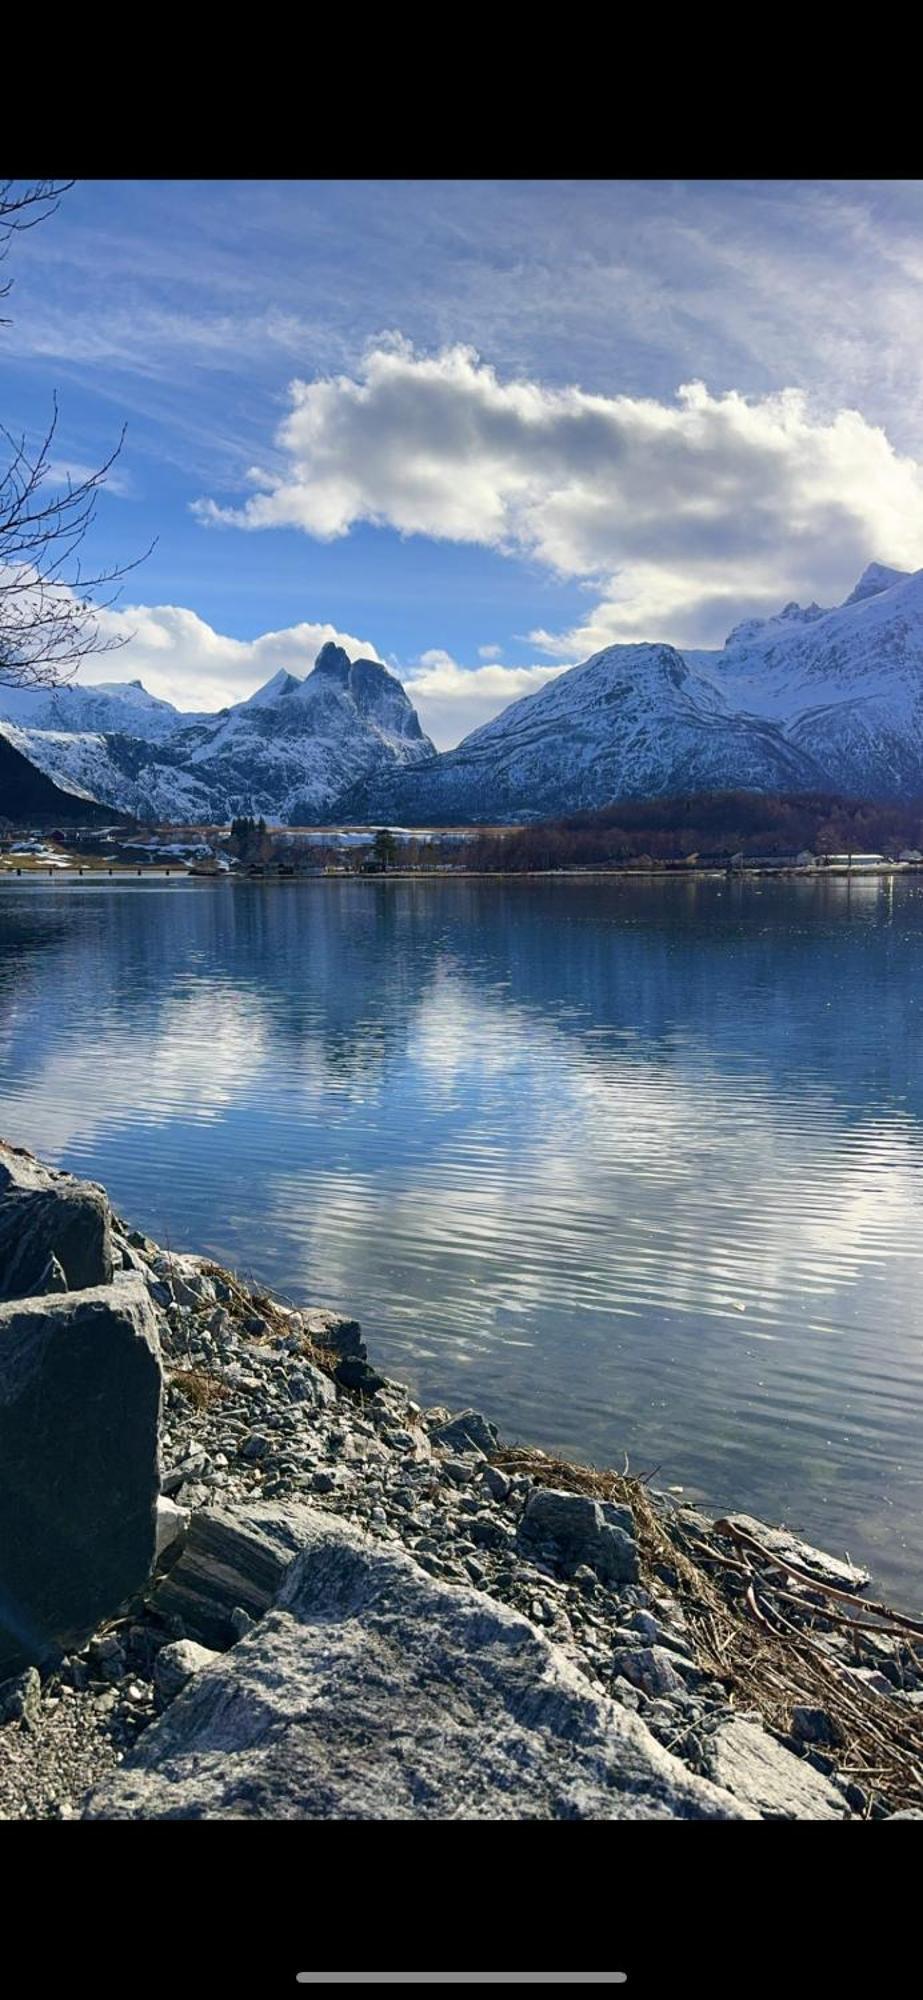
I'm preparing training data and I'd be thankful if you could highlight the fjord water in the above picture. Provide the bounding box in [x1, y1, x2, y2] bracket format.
[2, 874, 923, 1605]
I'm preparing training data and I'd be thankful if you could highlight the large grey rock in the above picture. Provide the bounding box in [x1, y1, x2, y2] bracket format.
[0, 1274, 161, 1679]
[302, 1310, 365, 1361]
[701, 1716, 848, 1820]
[518, 1486, 639, 1586]
[85, 1506, 751, 1821]
[0, 1142, 113, 1301]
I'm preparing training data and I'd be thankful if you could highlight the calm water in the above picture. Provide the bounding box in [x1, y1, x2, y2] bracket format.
[2, 874, 923, 1604]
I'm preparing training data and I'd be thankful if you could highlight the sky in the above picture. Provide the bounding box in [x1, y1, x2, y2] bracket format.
[6, 177, 923, 748]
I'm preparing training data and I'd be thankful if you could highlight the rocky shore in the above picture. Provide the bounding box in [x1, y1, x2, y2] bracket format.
[2, 1140, 922, 1821]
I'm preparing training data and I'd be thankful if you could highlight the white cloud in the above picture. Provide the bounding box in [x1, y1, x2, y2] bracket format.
[72, 608, 563, 747]
[195, 341, 923, 654]
[404, 652, 566, 747]
[88, 604, 383, 712]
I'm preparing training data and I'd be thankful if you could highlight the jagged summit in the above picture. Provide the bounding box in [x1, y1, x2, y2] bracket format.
[0, 643, 435, 824]
[843, 562, 912, 607]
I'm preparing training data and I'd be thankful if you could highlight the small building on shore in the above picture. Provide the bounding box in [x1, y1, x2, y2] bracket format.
[818, 853, 895, 869]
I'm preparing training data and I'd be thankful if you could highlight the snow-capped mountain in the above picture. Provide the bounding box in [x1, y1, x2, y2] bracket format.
[0, 646, 434, 824]
[0, 728, 130, 825]
[344, 564, 923, 822]
[677, 562, 923, 801]
[5, 567, 923, 826]
[0, 678, 193, 743]
[341, 642, 825, 823]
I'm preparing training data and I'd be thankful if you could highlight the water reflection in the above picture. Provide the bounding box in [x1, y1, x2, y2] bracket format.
[1, 875, 922, 1602]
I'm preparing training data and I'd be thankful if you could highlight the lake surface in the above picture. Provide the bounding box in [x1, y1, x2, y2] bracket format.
[2, 873, 923, 1605]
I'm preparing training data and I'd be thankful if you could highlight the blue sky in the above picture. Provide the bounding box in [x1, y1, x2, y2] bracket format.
[6, 178, 923, 744]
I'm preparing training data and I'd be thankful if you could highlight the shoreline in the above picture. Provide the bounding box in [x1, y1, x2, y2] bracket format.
[3, 1146, 923, 1819]
[2, 863, 921, 885]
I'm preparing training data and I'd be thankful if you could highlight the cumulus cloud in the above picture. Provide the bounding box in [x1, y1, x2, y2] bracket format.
[404, 653, 566, 747]
[194, 341, 923, 653]
[71, 606, 549, 746]
[87, 604, 383, 712]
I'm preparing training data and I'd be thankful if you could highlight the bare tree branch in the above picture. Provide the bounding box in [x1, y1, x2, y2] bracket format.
[0, 180, 153, 688]
[0, 181, 75, 314]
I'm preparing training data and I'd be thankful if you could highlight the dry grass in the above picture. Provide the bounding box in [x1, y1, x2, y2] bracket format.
[197, 1261, 339, 1379]
[494, 1444, 923, 1816]
[167, 1366, 230, 1412]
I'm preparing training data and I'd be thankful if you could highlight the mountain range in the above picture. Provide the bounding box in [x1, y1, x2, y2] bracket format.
[3, 564, 923, 826]
[0, 645, 433, 824]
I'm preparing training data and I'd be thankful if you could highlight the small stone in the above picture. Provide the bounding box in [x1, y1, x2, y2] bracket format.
[229, 1607, 254, 1639]
[153, 1639, 220, 1704]
[611, 1646, 685, 1698]
[627, 1610, 662, 1644]
[240, 1434, 272, 1461]
[430, 1409, 498, 1455]
[479, 1464, 511, 1502]
[90, 1634, 127, 1682]
[154, 1495, 190, 1562]
[0, 1666, 41, 1726]
[519, 1486, 639, 1587]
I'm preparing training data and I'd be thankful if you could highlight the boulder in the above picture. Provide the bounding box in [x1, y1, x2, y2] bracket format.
[85, 1506, 751, 1820]
[518, 1486, 639, 1586]
[303, 1310, 365, 1361]
[701, 1715, 848, 1820]
[0, 1275, 162, 1679]
[0, 1142, 113, 1301]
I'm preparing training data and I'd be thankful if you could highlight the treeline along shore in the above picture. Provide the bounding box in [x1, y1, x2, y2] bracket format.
[2, 1139, 923, 1821]
[4, 789, 923, 883]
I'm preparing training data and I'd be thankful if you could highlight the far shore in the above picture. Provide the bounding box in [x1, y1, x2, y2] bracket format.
[2, 861, 922, 885]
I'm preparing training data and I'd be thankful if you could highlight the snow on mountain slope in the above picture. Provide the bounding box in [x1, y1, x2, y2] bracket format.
[0, 678, 195, 743]
[0, 729, 131, 824]
[5, 566, 923, 826]
[0, 721, 216, 823]
[341, 643, 826, 823]
[686, 563, 923, 797]
[162, 644, 434, 820]
[0, 646, 435, 824]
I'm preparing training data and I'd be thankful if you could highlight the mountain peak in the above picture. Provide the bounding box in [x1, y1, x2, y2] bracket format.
[311, 641, 351, 685]
[242, 668, 302, 708]
[843, 562, 911, 607]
